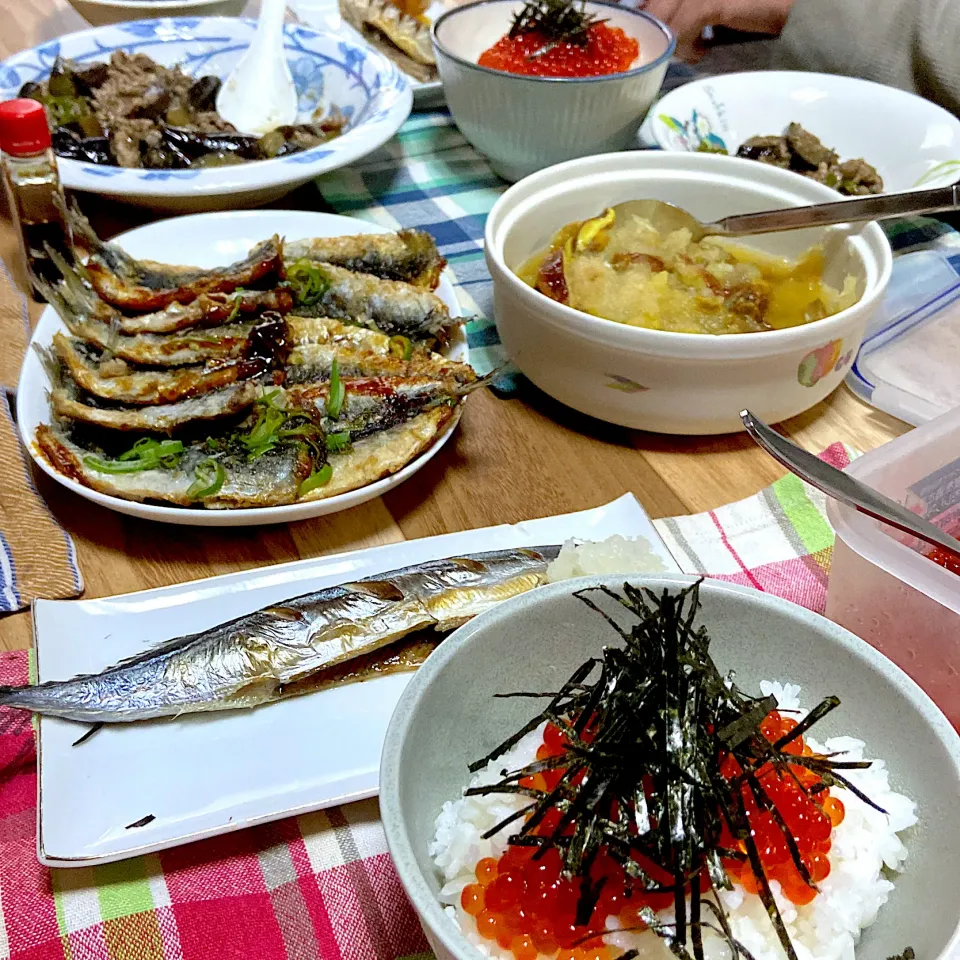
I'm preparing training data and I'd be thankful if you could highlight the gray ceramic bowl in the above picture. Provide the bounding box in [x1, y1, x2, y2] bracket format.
[380, 575, 960, 960]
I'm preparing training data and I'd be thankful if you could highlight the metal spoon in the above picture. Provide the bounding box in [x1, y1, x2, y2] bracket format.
[614, 184, 960, 240]
[740, 410, 960, 555]
[216, 0, 298, 136]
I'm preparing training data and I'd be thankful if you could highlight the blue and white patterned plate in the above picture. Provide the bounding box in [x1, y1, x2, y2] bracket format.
[0, 17, 412, 210]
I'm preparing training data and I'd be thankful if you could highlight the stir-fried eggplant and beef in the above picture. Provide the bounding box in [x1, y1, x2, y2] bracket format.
[18, 52, 347, 170]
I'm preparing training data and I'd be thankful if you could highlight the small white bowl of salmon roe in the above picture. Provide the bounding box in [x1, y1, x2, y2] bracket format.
[431, 0, 675, 182]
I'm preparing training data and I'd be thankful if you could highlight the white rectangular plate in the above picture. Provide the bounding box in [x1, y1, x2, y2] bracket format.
[33, 494, 679, 867]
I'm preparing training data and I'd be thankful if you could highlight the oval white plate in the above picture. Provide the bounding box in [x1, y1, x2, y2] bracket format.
[17, 210, 468, 527]
[0, 18, 412, 211]
[640, 71, 960, 193]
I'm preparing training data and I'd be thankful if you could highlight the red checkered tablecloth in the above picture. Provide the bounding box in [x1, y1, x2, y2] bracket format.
[0, 445, 855, 960]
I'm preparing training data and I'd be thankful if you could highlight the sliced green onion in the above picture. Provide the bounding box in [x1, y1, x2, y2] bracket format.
[83, 455, 158, 474]
[298, 463, 333, 497]
[326, 358, 345, 419]
[226, 292, 244, 323]
[83, 438, 184, 474]
[388, 335, 413, 361]
[286, 259, 331, 308]
[242, 390, 288, 459]
[187, 458, 226, 500]
[278, 423, 323, 441]
[325, 431, 351, 453]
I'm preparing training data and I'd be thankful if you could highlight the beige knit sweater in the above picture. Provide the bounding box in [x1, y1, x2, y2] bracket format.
[776, 0, 960, 115]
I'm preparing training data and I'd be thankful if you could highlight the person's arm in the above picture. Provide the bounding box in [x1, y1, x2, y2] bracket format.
[644, 0, 794, 60]
[776, 0, 960, 115]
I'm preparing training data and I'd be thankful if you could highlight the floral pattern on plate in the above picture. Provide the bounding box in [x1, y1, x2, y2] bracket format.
[658, 110, 727, 154]
[0, 17, 411, 203]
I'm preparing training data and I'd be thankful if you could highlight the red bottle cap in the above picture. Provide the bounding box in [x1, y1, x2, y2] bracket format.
[0, 98, 53, 156]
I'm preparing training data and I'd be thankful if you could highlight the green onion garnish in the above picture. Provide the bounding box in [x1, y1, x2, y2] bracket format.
[83, 438, 184, 474]
[388, 335, 413, 361]
[226, 291, 245, 323]
[326, 358, 345, 419]
[187, 458, 225, 500]
[242, 390, 288, 459]
[298, 463, 333, 497]
[286, 260, 331, 308]
[325, 431, 351, 453]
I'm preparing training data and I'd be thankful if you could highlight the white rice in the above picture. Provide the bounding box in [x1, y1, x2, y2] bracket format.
[429, 680, 917, 960]
[545, 535, 666, 582]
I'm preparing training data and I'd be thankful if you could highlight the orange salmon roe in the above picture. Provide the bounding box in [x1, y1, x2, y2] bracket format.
[469, 714, 846, 959]
[926, 544, 960, 575]
[719, 710, 842, 905]
[477, 24, 639, 78]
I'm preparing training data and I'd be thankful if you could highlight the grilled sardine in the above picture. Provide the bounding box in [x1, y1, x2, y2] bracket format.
[293, 263, 457, 342]
[67, 202, 283, 311]
[115, 288, 294, 335]
[51, 382, 258, 433]
[339, 0, 437, 82]
[36, 422, 312, 508]
[284, 230, 445, 289]
[51, 334, 251, 406]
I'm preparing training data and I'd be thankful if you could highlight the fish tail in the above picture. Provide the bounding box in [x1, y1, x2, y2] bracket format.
[63, 196, 103, 255]
[34, 343, 64, 390]
[0, 683, 90, 723]
[64, 198, 138, 278]
[0, 685, 34, 715]
[456, 369, 499, 397]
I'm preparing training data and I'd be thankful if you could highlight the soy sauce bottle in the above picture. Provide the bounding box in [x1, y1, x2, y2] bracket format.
[0, 98, 72, 302]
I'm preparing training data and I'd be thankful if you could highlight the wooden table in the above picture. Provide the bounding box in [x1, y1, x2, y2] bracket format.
[0, 0, 910, 654]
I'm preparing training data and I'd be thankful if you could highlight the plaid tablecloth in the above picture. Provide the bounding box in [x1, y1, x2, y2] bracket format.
[0, 444, 855, 960]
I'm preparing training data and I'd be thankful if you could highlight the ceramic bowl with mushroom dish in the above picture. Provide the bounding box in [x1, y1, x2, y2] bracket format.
[431, 0, 674, 182]
[484, 151, 892, 434]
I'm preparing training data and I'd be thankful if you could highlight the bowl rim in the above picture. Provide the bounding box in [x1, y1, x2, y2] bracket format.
[484, 150, 894, 360]
[70, 0, 239, 8]
[0, 16, 412, 199]
[648, 69, 960, 152]
[379, 573, 960, 960]
[430, 0, 676, 85]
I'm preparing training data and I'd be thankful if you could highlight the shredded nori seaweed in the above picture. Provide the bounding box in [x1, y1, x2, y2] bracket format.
[508, 0, 607, 58]
[466, 580, 884, 960]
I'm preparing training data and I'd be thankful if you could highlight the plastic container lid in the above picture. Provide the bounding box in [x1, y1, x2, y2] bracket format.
[0, 98, 52, 156]
[846, 248, 960, 425]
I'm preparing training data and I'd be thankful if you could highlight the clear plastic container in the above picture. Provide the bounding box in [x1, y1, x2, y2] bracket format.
[846, 249, 960, 424]
[826, 406, 960, 729]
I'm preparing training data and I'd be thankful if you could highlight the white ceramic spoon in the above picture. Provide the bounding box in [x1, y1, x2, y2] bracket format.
[216, 0, 298, 136]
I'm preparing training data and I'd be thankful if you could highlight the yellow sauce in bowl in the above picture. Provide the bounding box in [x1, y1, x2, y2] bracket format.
[517, 208, 860, 335]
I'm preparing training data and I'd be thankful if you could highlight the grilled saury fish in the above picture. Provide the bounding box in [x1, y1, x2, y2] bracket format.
[0, 547, 561, 722]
